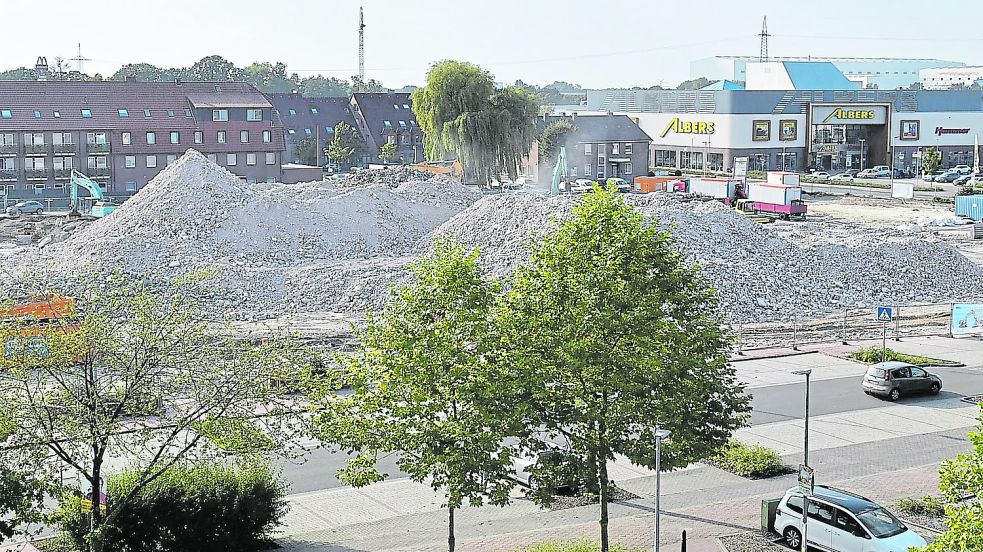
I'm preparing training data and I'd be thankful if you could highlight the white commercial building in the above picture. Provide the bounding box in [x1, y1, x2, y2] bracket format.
[919, 66, 983, 90]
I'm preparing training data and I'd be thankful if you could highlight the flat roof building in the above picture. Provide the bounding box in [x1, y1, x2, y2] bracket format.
[0, 80, 284, 200]
[920, 66, 983, 90]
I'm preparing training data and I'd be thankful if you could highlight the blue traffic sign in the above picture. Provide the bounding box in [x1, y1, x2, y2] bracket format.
[876, 306, 893, 323]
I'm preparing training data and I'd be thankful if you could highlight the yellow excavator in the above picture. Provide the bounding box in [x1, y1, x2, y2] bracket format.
[69, 170, 118, 218]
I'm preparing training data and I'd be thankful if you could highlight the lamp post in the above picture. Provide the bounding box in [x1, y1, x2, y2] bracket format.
[859, 138, 866, 172]
[654, 429, 671, 552]
[791, 369, 812, 552]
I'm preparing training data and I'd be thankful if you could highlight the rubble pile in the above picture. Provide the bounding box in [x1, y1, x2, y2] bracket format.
[432, 193, 983, 323]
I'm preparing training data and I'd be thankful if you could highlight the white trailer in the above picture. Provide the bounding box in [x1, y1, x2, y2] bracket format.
[766, 171, 800, 186]
[747, 182, 802, 205]
[688, 178, 740, 200]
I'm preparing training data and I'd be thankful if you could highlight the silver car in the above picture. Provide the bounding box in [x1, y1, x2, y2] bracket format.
[5, 200, 44, 216]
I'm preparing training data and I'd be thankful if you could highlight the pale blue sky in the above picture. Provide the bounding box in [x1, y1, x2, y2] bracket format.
[10, 0, 983, 88]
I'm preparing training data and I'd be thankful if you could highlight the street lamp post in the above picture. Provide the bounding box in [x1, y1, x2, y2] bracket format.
[654, 429, 671, 552]
[791, 369, 812, 552]
[859, 138, 866, 172]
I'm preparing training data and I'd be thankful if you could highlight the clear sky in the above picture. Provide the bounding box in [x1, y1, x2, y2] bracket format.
[9, 0, 983, 89]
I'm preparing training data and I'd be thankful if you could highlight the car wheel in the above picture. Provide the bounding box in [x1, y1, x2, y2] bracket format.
[930, 383, 941, 395]
[888, 388, 901, 401]
[34, 209, 42, 215]
[783, 526, 802, 549]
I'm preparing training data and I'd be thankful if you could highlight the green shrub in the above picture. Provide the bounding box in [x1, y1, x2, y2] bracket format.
[522, 539, 643, 552]
[193, 416, 276, 453]
[710, 440, 785, 478]
[896, 495, 946, 517]
[849, 347, 955, 366]
[54, 461, 288, 552]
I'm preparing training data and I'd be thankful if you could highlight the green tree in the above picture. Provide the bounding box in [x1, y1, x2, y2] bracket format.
[300, 75, 352, 97]
[325, 122, 365, 168]
[0, 274, 308, 552]
[0, 466, 45, 540]
[110, 63, 187, 82]
[378, 142, 398, 163]
[676, 77, 716, 90]
[189, 55, 242, 81]
[497, 187, 750, 552]
[538, 119, 574, 164]
[293, 135, 318, 165]
[242, 61, 297, 93]
[412, 60, 539, 185]
[920, 407, 983, 551]
[314, 240, 517, 552]
[923, 146, 942, 175]
[350, 75, 387, 94]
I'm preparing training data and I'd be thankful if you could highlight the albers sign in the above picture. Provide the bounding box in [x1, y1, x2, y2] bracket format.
[823, 108, 877, 123]
[813, 105, 887, 125]
[661, 118, 715, 138]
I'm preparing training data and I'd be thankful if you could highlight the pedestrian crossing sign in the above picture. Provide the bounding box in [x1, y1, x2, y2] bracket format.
[876, 306, 893, 323]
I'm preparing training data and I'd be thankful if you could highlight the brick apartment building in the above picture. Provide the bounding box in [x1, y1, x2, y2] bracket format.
[269, 93, 357, 165]
[0, 80, 284, 200]
[349, 92, 424, 165]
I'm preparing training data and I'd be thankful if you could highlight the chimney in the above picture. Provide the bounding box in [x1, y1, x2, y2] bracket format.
[35, 56, 50, 81]
[124, 75, 135, 82]
[175, 78, 183, 86]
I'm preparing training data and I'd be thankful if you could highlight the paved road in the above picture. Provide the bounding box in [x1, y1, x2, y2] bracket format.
[749, 365, 983, 425]
[800, 178, 957, 199]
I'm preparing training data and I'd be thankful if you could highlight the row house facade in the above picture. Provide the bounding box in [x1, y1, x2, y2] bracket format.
[0, 81, 285, 200]
[532, 113, 652, 183]
[349, 92, 424, 165]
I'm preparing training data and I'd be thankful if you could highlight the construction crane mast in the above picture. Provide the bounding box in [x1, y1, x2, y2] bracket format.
[358, 6, 366, 93]
[758, 16, 770, 62]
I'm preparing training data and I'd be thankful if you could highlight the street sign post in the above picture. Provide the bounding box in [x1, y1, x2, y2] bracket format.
[877, 307, 893, 361]
[798, 464, 814, 495]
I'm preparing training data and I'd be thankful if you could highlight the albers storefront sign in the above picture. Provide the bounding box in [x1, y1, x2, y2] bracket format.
[935, 127, 970, 135]
[812, 105, 887, 125]
[660, 118, 715, 138]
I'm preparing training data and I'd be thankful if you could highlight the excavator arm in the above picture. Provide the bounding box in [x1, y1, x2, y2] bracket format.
[551, 146, 568, 196]
[70, 170, 105, 214]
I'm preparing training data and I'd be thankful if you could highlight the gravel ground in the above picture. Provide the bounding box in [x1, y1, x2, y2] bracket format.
[540, 485, 640, 511]
[718, 531, 787, 551]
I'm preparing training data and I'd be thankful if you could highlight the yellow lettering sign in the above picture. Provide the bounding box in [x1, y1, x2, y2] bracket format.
[660, 118, 715, 138]
[822, 109, 877, 123]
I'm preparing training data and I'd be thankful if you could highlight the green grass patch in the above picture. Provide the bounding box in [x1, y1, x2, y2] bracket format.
[193, 416, 276, 453]
[708, 440, 787, 479]
[521, 539, 643, 552]
[848, 347, 960, 367]
[896, 495, 946, 517]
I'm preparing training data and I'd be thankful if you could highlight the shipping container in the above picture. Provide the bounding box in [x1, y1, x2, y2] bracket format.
[633, 176, 687, 193]
[956, 195, 983, 222]
[747, 182, 802, 206]
[766, 171, 801, 186]
[688, 178, 740, 200]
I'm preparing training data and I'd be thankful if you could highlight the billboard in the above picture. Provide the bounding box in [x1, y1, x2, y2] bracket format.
[951, 303, 983, 336]
[812, 105, 888, 125]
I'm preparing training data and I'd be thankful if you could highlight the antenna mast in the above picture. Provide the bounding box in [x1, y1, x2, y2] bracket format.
[358, 7, 366, 92]
[70, 43, 92, 74]
[758, 17, 770, 62]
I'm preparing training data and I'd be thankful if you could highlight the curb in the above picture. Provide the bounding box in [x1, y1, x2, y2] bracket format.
[729, 349, 818, 362]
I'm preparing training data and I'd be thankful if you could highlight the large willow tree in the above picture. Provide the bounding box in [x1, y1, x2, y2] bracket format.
[412, 60, 539, 185]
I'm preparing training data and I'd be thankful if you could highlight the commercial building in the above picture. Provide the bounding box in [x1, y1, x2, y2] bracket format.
[0, 80, 284, 200]
[920, 66, 983, 90]
[349, 92, 424, 165]
[269, 93, 357, 165]
[626, 89, 983, 174]
[533, 113, 651, 183]
[691, 56, 964, 90]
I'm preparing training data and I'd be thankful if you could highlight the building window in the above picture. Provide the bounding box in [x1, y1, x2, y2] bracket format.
[262, 130, 271, 143]
[53, 111, 60, 118]
[144, 109, 151, 118]
[597, 163, 605, 179]
[585, 164, 592, 176]
[612, 143, 620, 155]
[247, 109, 263, 121]
[53, 157, 73, 171]
[194, 131, 203, 144]
[415, 135, 421, 144]
[167, 154, 177, 165]
[240, 130, 249, 143]
[122, 132, 131, 145]
[310, 107, 318, 115]
[585, 143, 592, 155]
[185, 109, 193, 118]
[384, 120, 392, 129]
[146, 132, 156, 145]
[167, 110, 175, 118]
[33, 111, 41, 119]
[212, 109, 228, 122]
[625, 143, 633, 155]
[87, 156, 107, 169]
[118, 109, 129, 118]
[304, 128, 312, 136]
[81, 109, 92, 118]
[266, 152, 276, 165]
[289, 109, 296, 116]
[124, 156, 136, 168]
[146, 155, 157, 168]
[87, 132, 107, 145]
[246, 153, 256, 166]
[126, 181, 137, 192]
[393, 104, 399, 110]
[23, 132, 44, 146]
[399, 120, 407, 129]
[0, 134, 13, 146]
[25, 157, 44, 170]
[287, 129, 296, 135]
[1, 110, 11, 119]
[571, 167, 578, 177]
[653, 149, 676, 168]
[387, 135, 396, 145]
[624, 162, 632, 174]
[403, 104, 410, 109]
[217, 131, 226, 144]
[401, 135, 408, 145]
[208, 154, 217, 163]
[170, 131, 179, 144]
[226, 153, 237, 166]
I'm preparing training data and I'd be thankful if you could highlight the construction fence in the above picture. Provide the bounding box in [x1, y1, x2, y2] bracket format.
[731, 300, 983, 353]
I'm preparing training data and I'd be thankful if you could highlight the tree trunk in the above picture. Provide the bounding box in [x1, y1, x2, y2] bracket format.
[598, 454, 610, 552]
[448, 506, 456, 552]
[89, 456, 104, 552]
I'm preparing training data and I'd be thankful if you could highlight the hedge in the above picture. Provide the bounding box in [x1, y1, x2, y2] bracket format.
[521, 539, 643, 552]
[709, 440, 786, 478]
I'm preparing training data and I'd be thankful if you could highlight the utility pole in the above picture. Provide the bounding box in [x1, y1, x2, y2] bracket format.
[70, 43, 91, 74]
[358, 6, 366, 93]
[758, 16, 771, 62]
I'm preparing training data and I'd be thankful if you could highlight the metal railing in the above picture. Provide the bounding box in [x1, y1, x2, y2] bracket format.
[732, 301, 981, 353]
[54, 168, 73, 179]
[24, 144, 48, 155]
[0, 170, 15, 181]
[86, 143, 110, 153]
[0, 144, 16, 155]
[54, 144, 77, 154]
[25, 169, 49, 180]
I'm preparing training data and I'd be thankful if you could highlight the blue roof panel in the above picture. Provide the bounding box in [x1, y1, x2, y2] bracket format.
[783, 62, 860, 90]
[700, 80, 745, 91]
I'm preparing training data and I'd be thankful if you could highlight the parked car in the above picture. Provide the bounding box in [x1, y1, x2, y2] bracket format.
[810, 172, 830, 181]
[5, 201, 43, 216]
[846, 169, 861, 177]
[871, 165, 891, 177]
[954, 174, 973, 186]
[934, 171, 962, 183]
[857, 169, 878, 179]
[605, 177, 631, 193]
[954, 164, 972, 175]
[862, 361, 942, 401]
[923, 171, 943, 182]
[567, 178, 595, 193]
[829, 173, 855, 183]
[775, 485, 927, 552]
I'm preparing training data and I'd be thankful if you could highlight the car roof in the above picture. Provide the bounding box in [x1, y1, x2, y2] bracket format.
[788, 485, 878, 514]
[870, 361, 915, 369]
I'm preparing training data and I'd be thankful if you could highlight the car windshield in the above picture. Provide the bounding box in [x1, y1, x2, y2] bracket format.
[857, 507, 906, 538]
[866, 367, 886, 378]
